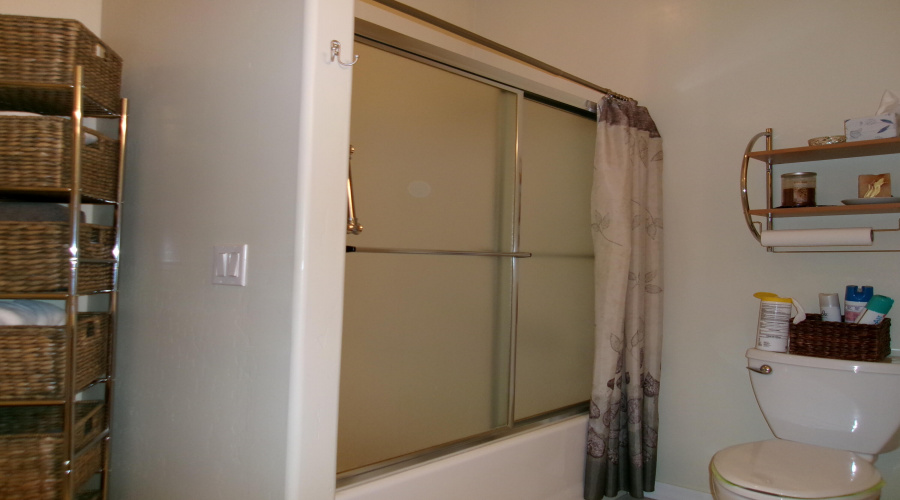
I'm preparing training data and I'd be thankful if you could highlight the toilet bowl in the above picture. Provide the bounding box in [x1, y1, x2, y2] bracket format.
[708, 349, 900, 500]
[709, 440, 883, 500]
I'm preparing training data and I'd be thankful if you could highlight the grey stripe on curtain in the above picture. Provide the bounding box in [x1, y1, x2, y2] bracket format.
[584, 96, 664, 500]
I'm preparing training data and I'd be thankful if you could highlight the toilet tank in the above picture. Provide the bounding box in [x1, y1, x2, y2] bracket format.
[746, 348, 900, 455]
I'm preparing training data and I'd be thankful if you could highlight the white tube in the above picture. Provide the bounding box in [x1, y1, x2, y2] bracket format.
[760, 228, 873, 247]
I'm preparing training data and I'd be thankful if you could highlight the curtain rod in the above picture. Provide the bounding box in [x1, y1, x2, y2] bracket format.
[367, 0, 635, 103]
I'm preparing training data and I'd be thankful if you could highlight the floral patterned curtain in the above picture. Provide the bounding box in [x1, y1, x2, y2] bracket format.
[584, 96, 663, 500]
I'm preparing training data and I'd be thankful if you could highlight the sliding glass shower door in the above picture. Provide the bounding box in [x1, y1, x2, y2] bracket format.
[338, 41, 594, 475]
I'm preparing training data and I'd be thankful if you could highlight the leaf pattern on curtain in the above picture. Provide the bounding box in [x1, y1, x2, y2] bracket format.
[584, 96, 663, 500]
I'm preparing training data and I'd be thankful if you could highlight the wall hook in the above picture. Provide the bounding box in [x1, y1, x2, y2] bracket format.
[330, 40, 359, 68]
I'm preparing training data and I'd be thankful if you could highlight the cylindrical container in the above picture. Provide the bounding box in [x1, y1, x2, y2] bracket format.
[857, 295, 894, 325]
[781, 172, 817, 207]
[819, 293, 842, 322]
[754, 292, 805, 352]
[844, 286, 874, 323]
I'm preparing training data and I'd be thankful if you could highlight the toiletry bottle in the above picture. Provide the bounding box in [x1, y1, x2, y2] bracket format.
[857, 295, 894, 325]
[844, 286, 874, 323]
[819, 293, 842, 322]
[753, 292, 806, 352]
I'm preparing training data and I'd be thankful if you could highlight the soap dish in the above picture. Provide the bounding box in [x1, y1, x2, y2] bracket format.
[808, 135, 846, 146]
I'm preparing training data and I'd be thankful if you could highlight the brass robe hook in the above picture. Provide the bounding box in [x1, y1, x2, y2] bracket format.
[331, 40, 359, 68]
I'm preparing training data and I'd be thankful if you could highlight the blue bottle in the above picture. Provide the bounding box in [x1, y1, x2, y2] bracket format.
[844, 286, 874, 323]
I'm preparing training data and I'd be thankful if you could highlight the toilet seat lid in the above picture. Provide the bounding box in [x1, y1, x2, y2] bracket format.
[711, 440, 883, 498]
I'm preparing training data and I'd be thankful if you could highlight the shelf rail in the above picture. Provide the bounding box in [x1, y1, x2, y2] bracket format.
[740, 129, 773, 244]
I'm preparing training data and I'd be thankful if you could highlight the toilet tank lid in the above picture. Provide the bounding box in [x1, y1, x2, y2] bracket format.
[711, 440, 883, 498]
[746, 348, 900, 374]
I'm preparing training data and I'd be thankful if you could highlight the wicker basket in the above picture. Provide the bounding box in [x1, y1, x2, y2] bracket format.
[0, 402, 106, 499]
[0, 15, 122, 116]
[0, 313, 110, 402]
[0, 221, 116, 293]
[0, 116, 119, 201]
[789, 313, 891, 362]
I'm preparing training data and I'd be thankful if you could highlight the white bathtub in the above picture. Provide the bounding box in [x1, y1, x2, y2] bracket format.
[335, 414, 712, 500]
[335, 415, 588, 500]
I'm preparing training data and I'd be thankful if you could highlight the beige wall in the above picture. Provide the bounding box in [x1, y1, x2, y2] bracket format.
[459, 0, 900, 495]
[97, 0, 306, 497]
[0, 0, 101, 32]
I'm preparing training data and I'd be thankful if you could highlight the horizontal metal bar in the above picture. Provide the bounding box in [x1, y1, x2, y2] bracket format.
[346, 246, 531, 258]
[368, 0, 634, 103]
[0, 293, 70, 300]
[1, 399, 68, 406]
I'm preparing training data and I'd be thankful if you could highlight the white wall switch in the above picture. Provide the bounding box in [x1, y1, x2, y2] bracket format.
[212, 244, 248, 286]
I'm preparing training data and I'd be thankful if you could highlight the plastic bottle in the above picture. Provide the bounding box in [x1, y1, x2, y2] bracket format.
[818, 293, 842, 322]
[857, 295, 894, 325]
[844, 286, 874, 323]
[753, 292, 806, 352]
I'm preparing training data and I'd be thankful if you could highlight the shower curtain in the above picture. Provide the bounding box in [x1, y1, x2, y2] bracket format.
[584, 96, 663, 500]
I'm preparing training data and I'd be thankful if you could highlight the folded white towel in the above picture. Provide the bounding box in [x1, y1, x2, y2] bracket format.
[0, 111, 100, 145]
[0, 300, 67, 326]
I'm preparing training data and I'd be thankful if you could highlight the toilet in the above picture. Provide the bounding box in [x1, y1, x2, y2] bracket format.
[709, 348, 900, 500]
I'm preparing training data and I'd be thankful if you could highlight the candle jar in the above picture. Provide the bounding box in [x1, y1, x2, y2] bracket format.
[781, 172, 817, 207]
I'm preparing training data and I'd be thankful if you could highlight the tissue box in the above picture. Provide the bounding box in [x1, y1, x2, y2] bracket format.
[844, 113, 899, 142]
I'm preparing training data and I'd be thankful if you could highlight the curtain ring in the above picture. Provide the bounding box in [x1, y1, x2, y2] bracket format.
[331, 40, 359, 68]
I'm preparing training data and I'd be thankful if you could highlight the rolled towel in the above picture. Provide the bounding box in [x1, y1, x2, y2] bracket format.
[0, 300, 66, 326]
[0, 306, 26, 326]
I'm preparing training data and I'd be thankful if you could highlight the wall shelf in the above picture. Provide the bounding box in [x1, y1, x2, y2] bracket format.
[747, 136, 900, 164]
[748, 203, 900, 218]
[740, 129, 900, 252]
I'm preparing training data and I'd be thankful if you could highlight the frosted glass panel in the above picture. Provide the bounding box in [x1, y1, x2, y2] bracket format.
[339, 43, 516, 473]
[337, 254, 510, 472]
[515, 100, 595, 420]
[518, 100, 595, 255]
[348, 43, 517, 251]
[514, 257, 594, 420]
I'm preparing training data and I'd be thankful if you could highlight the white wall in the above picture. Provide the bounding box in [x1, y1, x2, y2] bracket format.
[460, 0, 900, 496]
[97, 0, 353, 498]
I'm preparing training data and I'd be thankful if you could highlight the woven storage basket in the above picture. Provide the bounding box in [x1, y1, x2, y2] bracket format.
[0, 402, 106, 499]
[0, 221, 116, 293]
[789, 313, 891, 362]
[0, 116, 119, 201]
[0, 313, 110, 402]
[0, 15, 122, 116]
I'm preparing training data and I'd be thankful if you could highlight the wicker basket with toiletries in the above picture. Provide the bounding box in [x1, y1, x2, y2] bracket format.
[790, 314, 891, 362]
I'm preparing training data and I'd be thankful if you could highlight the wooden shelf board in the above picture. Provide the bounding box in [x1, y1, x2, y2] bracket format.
[749, 203, 900, 218]
[748, 137, 900, 164]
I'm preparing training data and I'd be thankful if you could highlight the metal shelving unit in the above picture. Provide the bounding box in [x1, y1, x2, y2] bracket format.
[0, 65, 127, 500]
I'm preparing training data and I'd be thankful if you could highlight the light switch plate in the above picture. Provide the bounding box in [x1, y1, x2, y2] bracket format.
[212, 244, 248, 286]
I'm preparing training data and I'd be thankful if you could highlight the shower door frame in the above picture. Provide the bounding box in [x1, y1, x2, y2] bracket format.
[337, 33, 591, 488]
